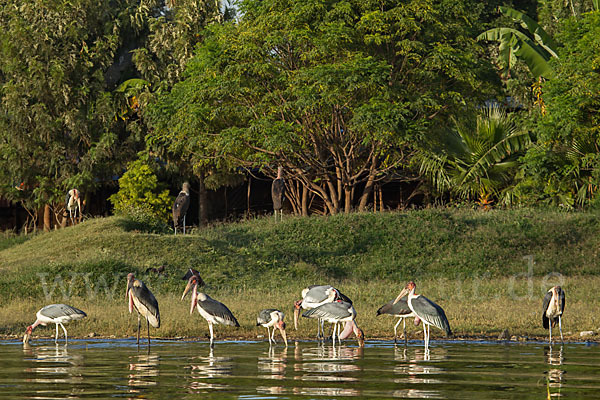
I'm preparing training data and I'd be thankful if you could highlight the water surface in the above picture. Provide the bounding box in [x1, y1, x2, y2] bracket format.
[1, 339, 598, 399]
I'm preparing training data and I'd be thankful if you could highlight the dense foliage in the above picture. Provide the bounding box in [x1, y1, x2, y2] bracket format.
[1, 0, 600, 229]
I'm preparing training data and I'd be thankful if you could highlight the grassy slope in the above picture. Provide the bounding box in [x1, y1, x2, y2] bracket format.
[1, 208, 599, 341]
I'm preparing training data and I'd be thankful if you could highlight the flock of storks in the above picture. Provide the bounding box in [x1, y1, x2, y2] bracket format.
[22, 183, 566, 349]
[22, 274, 566, 350]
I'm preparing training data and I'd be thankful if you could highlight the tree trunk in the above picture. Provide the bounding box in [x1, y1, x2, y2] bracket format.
[43, 204, 51, 231]
[246, 176, 251, 217]
[358, 160, 378, 211]
[301, 184, 309, 216]
[344, 187, 352, 214]
[378, 184, 384, 211]
[198, 175, 208, 226]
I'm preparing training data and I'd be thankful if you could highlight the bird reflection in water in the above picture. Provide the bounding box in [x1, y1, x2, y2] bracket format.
[393, 347, 446, 386]
[187, 346, 232, 393]
[23, 344, 84, 386]
[127, 352, 159, 395]
[256, 346, 289, 395]
[544, 345, 564, 398]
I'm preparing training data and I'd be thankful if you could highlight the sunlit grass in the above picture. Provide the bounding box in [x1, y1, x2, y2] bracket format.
[1, 209, 600, 341]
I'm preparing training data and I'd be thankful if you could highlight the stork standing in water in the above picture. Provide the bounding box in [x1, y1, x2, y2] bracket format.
[293, 285, 352, 339]
[23, 304, 87, 345]
[393, 281, 451, 352]
[302, 301, 365, 347]
[65, 188, 81, 225]
[542, 286, 565, 343]
[257, 309, 288, 346]
[271, 167, 285, 221]
[377, 294, 418, 344]
[182, 275, 240, 346]
[173, 182, 190, 234]
[126, 273, 160, 346]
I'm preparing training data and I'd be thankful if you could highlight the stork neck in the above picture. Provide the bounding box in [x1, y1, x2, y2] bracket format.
[30, 319, 42, 331]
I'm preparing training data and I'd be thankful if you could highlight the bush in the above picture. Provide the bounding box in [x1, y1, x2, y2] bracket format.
[109, 159, 173, 226]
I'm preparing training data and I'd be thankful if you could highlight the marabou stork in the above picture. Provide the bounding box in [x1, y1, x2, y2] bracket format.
[376, 294, 419, 343]
[542, 286, 565, 343]
[65, 189, 81, 225]
[257, 309, 288, 346]
[302, 301, 365, 347]
[271, 167, 285, 221]
[182, 275, 240, 345]
[173, 182, 190, 235]
[293, 285, 352, 338]
[23, 304, 87, 344]
[126, 273, 160, 345]
[394, 281, 451, 351]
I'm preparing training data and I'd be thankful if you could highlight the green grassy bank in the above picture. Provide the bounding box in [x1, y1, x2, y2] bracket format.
[1, 208, 599, 342]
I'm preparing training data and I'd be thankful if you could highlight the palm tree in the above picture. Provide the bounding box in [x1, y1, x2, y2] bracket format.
[419, 105, 530, 205]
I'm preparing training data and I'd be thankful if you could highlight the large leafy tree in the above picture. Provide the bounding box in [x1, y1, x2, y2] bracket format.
[519, 10, 600, 208]
[0, 0, 144, 230]
[148, 0, 494, 214]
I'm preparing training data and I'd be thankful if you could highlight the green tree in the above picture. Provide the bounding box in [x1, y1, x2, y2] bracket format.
[148, 0, 494, 214]
[418, 105, 530, 205]
[520, 11, 600, 208]
[0, 0, 144, 230]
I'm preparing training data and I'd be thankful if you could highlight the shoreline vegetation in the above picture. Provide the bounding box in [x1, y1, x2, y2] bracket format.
[1, 209, 599, 342]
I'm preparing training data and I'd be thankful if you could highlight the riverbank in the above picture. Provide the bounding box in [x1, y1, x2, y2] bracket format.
[1, 209, 599, 340]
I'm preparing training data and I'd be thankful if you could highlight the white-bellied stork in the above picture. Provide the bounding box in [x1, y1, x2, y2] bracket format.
[257, 309, 288, 346]
[65, 188, 81, 225]
[542, 286, 565, 343]
[182, 275, 240, 346]
[271, 166, 285, 221]
[394, 281, 451, 351]
[126, 273, 160, 345]
[377, 294, 419, 343]
[302, 301, 364, 347]
[173, 182, 190, 235]
[293, 285, 352, 338]
[23, 304, 87, 344]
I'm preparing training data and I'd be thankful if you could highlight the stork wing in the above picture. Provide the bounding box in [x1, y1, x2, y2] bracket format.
[302, 301, 353, 320]
[377, 297, 411, 316]
[199, 296, 240, 327]
[542, 290, 552, 329]
[257, 309, 278, 325]
[131, 281, 160, 328]
[40, 304, 87, 320]
[411, 296, 451, 336]
[172, 192, 190, 225]
[558, 287, 565, 314]
[303, 285, 333, 303]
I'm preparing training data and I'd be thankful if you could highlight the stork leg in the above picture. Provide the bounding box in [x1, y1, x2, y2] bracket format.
[147, 319, 151, 346]
[332, 323, 337, 346]
[559, 316, 563, 343]
[549, 324, 552, 344]
[393, 318, 402, 344]
[60, 323, 68, 344]
[55, 323, 59, 343]
[183, 215, 186, 234]
[208, 322, 214, 346]
[403, 318, 408, 344]
[266, 326, 271, 344]
[270, 326, 277, 344]
[137, 315, 141, 345]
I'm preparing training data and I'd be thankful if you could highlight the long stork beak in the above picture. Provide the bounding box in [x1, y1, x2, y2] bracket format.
[279, 326, 288, 347]
[23, 333, 30, 344]
[357, 328, 365, 348]
[393, 288, 409, 305]
[181, 280, 193, 301]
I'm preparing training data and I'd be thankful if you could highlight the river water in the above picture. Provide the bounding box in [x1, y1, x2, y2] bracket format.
[0, 339, 598, 399]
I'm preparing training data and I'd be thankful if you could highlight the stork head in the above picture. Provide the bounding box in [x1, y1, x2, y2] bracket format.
[393, 281, 416, 305]
[293, 299, 302, 330]
[23, 325, 34, 344]
[276, 320, 288, 347]
[356, 327, 365, 348]
[126, 273, 135, 313]
[182, 182, 190, 194]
